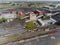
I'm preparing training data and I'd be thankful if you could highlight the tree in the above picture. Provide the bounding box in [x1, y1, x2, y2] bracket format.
[28, 3, 34, 7]
[20, 19, 24, 25]
[2, 18, 7, 22]
[16, 11, 18, 14]
[0, 18, 3, 23]
[0, 18, 7, 23]
[11, 3, 15, 6]
[25, 22, 37, 30]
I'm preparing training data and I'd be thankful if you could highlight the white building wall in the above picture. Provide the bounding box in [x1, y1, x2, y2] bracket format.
[38, 19, 45, 26]
[2, 13, 16, 19]
[55, 4, 60, 8]
[50, 18, 57, 24]
[30, 14, 37, 21]
[0, 13, 17, 22]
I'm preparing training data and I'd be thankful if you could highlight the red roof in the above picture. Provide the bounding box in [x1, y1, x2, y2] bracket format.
[50, 31, 57, 35]
[39, 11, 43, 15]
[30, 12, 34, 14]
[12, 9, 16, 12]
[35, 9, 43, 15]
[19, 11, 23, 16]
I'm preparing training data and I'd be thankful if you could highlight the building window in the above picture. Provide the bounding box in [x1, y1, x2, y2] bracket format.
[48, 22, 52, 24]
[37, 20, 42, 25]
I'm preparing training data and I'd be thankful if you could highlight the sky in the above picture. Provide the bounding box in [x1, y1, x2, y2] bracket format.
[0, 0, 60, 2]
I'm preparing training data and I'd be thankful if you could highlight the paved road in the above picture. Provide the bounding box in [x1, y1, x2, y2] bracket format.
[0, 21, 26, 44]
[0, 19, 60, 45]
[0, 22, 60, 45]
[0, 21, 26, 36]
[0, 24, 60, 45]
[7, 28, 60, 45]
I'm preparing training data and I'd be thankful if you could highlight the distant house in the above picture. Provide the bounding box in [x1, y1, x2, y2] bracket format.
[12, 9, 17, 13]
[37, 19, 54, 26]
[50, 12, 60, 24]
[55, 4, 60, 8]
[46, 4, 60, 13]
[23, 12, 37, 22]
[33, 9, 44, 17]
[37, 12, 60, 26]
[0, 13, 16, 22]
[19, 9, 44, 23]
[43, 6, 54, 9]
[42, 6, 52, 13]
[30, 12, 37, 21]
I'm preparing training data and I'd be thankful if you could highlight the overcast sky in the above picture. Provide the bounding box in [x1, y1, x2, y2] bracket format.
[0, 0, 60, 2]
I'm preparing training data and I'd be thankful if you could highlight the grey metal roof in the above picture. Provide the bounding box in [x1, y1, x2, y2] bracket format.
[51, 12, 60, 21]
